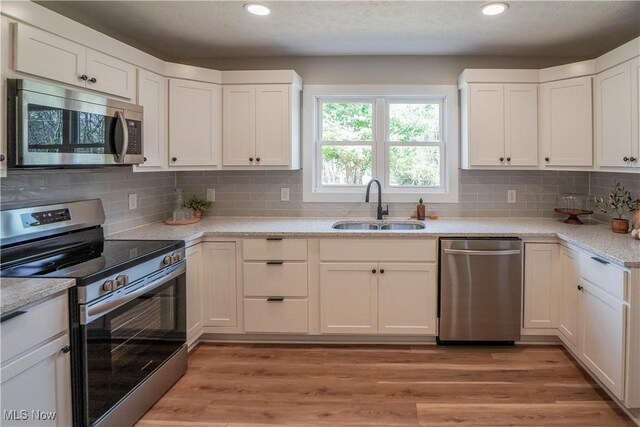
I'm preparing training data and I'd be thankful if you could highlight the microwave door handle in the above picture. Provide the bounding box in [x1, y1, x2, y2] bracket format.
[114, 111, 128, 163]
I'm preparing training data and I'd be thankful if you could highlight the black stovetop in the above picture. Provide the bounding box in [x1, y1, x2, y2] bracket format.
[0, 239, 183, 285]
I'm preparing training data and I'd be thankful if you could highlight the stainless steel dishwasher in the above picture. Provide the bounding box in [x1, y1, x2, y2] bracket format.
[439, 238, 522, 343]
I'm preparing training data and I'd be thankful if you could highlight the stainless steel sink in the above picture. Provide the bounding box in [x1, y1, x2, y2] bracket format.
[332, 222, 379, 230]
[331, 221, 425, 230]
[380, 222, 426, 230]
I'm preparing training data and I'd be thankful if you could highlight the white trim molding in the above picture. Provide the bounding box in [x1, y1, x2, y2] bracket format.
[302, 84, 459, 203]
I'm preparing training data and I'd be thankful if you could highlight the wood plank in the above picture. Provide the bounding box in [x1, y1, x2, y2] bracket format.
[136, 344, 634, 427]
[416, 402, 635, 426]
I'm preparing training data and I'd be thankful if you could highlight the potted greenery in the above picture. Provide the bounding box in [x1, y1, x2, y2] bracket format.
[593, 182, 636, 234]
[183, 195, 212, 219]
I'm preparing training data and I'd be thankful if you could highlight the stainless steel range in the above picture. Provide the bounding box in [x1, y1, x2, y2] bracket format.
[0, 199, 187, 427]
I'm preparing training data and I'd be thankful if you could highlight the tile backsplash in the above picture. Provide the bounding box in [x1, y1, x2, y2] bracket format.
[175, 169, 591, 219]
[1, 168, 637, 234]
[0, 168, 176, 235]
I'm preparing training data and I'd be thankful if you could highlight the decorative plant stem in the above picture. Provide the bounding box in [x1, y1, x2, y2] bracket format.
[592, 182, 635, 219]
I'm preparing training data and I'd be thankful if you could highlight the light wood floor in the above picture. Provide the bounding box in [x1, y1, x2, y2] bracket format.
[136, 343, 635, 427]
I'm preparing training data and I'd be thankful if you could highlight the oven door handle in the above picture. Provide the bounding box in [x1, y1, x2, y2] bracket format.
[82, 263, 185, 325]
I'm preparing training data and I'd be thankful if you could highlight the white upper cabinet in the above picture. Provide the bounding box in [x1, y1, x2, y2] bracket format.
[222, 83, 300, 169]
[223, 85, 256, 166]
[595, 60, 637, 167]
[169, 78, 222, 167]
[539, 76, 593, 167]
[468, 84, 505, 166]
[14, 23, 136, 99]
[255, 85, 291, 166]
[135, 69, 167, 169]
[504, 84, 538, 166]
[463, 83, 538, 168]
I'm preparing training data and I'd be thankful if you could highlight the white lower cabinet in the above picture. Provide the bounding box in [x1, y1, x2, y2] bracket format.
[579, 278, 626, 400]
[320, 263, 378, 334]
[320, 262, 437, 335]
[522, 243, 630, 404]
[523, 243, 560, 329]
[186, 244, 203, 346]
[244, 298, 308, 333]
[378, 263, 437, 335]
[0, 294, 72, 427]
[201, 242, 238, 327]
[558, 246, 580, 350]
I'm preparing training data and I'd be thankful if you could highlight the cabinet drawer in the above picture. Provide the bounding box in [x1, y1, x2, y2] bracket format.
[244, 262, 308, 297]
[1, 293, 68, 363]
[320, 239, 436, 262]
[243, 298, 308, 333]
[243, 238, 307, 261]
[580, 253, 627, 300]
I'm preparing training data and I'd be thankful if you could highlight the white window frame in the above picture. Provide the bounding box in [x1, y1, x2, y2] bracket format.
[303, 85, 459, 203]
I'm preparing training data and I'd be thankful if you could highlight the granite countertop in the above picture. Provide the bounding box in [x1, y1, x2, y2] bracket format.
[109, 217, 640, 269]
[0, 277, 75, 315]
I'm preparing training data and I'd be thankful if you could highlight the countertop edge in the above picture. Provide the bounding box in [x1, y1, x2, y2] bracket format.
[0, 277, 76, 315]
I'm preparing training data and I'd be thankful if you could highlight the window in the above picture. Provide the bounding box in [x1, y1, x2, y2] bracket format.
[303, 85, 459, 203]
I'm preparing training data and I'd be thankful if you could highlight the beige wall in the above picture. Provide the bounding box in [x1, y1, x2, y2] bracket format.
[188, 55, 576, 85]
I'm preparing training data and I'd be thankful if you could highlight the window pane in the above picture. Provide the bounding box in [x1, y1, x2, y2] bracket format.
[321, 146, 372, 185]
[321, 102, 373, 141]
[388, 103, 440, 142]
[388, 146, 440, 186]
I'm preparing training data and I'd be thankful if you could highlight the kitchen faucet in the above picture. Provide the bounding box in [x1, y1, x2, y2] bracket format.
[365, 178, 389, 220]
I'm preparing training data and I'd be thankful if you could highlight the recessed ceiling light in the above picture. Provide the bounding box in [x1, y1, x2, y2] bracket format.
[482, 2, 508, 16]
[244, 3, 270, 16]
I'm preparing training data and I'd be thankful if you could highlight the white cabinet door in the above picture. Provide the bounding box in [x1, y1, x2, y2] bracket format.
[378, 263, 437, 335]
[135, 69, 167, 169]
[0, 335, 72, 427]
[186, 244, 203, 346]
[320, 263, 378, 334]
[169, 79, 221, 167]
[255, 84, 290, 166]
[558, 247, 580, 349]
[632, 56, 640, 167]
[222, 85, 255, 166]
[202, 242, 237, 327]
[595, 61, 633, 167]
[580, 279, 626, 400]
[14, 23, 86, 89]
[539, 77, 593, 167]
[469, 84, 505, 166]
[523, 243, 560, 329]
[504, 84, 538, 166]
[85, 49, 136, 99]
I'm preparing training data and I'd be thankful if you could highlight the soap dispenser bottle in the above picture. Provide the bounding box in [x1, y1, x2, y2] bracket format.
[417, 198, 426, 220]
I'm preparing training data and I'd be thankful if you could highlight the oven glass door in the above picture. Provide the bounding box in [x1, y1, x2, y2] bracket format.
[19, 91, 142, 166]
[82, 274, 185, 425]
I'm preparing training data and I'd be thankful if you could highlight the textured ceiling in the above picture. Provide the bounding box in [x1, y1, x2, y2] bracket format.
[36, 1, 640, 61]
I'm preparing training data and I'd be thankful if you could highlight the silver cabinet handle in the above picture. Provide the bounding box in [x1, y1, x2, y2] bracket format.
[114, 111, 129, 163]
[443, 248, 521, 256]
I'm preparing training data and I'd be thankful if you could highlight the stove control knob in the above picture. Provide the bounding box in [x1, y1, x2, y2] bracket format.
[115, 275, 129, 288]
[171, 252, 181, 263]
[102, 280, 116, 292]
[163, 255, 173, 266]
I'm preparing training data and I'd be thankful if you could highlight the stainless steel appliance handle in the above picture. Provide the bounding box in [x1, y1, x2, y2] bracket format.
[443, 248, 521, 256]
[114, 110, 129, 163]
[83, 263, 185, 324]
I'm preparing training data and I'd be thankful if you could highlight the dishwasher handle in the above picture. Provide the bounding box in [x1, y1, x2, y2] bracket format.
[443, 248, 521, 256]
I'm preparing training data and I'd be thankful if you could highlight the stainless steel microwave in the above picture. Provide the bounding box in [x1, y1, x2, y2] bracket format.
[6, 79, 144, 168]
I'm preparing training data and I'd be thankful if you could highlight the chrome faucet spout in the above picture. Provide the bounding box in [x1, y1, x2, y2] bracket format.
[365, 178, 389, 220]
